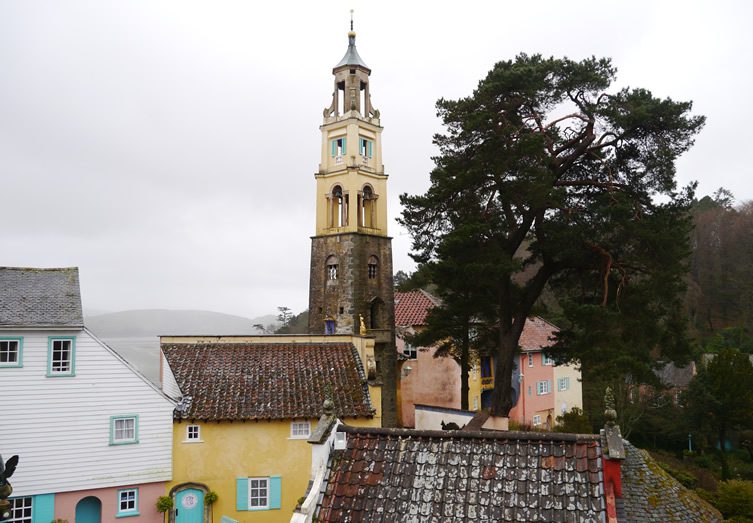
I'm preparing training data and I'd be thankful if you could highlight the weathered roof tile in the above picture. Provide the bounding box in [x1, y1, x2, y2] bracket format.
[0, 267, 83, 328]
[162, 342, 374, 421]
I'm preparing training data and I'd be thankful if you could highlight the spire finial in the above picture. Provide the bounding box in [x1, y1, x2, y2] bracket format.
[350, 9, 354, 31]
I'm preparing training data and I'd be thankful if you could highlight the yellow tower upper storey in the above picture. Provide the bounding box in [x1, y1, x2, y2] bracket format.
[315, 30, 389, 237]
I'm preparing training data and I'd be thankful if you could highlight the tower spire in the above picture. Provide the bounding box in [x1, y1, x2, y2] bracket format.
[350, 9, 354, 32]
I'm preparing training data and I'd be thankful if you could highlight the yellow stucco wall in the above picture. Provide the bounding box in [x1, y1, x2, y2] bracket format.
[169, 410, 380, 523]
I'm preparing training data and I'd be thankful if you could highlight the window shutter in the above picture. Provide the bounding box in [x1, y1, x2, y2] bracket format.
[368, 140, 372, 157]
[342, 137, 347, 154]
[236, 478, 248, 511]
[330, 140, 336, 157]
[269, 476, 281, 509]
[32, 494, 55, 523]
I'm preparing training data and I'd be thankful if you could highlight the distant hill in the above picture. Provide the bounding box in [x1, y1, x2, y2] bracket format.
[85, 309, 277, 337]
[85, 309, 279, 384]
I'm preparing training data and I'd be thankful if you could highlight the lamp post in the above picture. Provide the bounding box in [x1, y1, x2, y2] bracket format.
[688, 433, 693, 453]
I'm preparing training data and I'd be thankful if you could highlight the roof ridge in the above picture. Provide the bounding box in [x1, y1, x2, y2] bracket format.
[338, 424, 600, 442]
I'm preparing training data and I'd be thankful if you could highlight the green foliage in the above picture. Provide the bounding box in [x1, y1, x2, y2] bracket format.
[684, 349, 753, 479]
[275, 309, 309, 334]
[205, 491, 218, 505]
[399, 53, 704, 415]
[554, 407, 593, 434]
[155, 496, 173, 513]
[716, 480, 753, 520]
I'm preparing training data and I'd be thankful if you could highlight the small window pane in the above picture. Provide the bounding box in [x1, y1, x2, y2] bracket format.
[8, 497, 33, 523]
[0, 340, 19, 364]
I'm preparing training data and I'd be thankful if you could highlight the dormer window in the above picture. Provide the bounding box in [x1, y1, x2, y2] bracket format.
[359, 137, 373, 158]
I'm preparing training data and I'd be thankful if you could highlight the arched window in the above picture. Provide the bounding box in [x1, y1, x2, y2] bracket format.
[368, 256, 378, 279]
[326, 255, 338, 281]
[359, 185, 375, 228]
[329, 185, 348, 228]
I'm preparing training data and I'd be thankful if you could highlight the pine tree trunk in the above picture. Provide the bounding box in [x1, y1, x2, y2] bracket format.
[460, 324, 470, 411]
[490, 333, 517, 416]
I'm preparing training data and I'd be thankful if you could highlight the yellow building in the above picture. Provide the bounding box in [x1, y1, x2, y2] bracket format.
[160, 335, 381, 523]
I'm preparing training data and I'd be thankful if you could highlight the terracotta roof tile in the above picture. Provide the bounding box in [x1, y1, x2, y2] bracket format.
[315, 426, 605, 522]
[394, 290, 441, 327]
[162, 342, 374, 421]
[395, 289, 559, 351]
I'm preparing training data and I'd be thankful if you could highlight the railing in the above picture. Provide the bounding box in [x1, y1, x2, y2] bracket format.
[481, 376, 494, 390]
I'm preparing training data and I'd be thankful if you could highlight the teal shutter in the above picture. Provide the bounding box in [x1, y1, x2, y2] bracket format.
[32, 494, 54, 523]
[368, 140, 373, 157]
[269, 476, 281, 509]
[330, 140, 336, 157]
[341, 137, 347, 155]
[236, 478, 248, 511]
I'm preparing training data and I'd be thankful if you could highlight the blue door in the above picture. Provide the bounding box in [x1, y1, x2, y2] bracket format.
[176, 489, 204, 523]
[75, 496, 101, 523]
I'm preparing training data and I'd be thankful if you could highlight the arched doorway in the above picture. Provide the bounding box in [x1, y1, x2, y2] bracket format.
[75, 496, 101, 523]
[169, 484, 209, 523]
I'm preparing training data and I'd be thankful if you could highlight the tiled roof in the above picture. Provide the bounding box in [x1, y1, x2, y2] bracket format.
[314, 426, 605, 522]
[394, 289, 441, 327]
[619, 441, 721, 522]
[519, 316, 558, 352]
[162, 342, 374, 421]
[0, 267, 83, 328]
[394, 290, 557, 351]
[654, 362, 696, 388]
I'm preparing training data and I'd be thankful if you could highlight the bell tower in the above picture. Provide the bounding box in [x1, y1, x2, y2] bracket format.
[307, 23, 396, 407]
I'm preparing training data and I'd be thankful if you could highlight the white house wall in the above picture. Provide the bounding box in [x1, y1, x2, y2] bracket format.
[0, 328, 175, 496]
[160, 352, 182, 400]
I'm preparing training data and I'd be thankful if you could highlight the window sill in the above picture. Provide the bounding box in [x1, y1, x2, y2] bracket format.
[46, 373, 76, 378]
[182, 439, 204, 443]
[288, 435, 310, 440]
[110, 441, 139, 446]
[115, 512, 140, 518]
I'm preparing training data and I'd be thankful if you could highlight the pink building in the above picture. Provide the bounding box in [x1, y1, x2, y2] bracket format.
[395, 290, 582, 428]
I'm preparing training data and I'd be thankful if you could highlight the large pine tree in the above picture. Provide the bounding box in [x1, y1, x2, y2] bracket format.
[400, 54, 705, 416]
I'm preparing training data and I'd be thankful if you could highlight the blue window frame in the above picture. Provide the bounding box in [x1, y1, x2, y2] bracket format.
[116, 488, 139, 517]
[46, 336, 76, 377]
[236, 476, 281, 511]
[110, 415, 139, 445]
[0, 337, 23, 368]
[330, 137, 346, 157]
[359, 137, 373, 158]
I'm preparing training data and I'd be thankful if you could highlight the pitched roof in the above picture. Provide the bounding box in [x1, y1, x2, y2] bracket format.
[394, 289, 441, 327]
[619, 441, 721, 522]
[0, 267, 83, 328]
[519, 316, 558, 352]
[161, 342, 374, 421]
[314, 426, 606, 522]
[395, 289, 558, 351]
[654, 361, 696, 388]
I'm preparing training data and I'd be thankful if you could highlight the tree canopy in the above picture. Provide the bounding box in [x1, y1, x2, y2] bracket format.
[399, 54, 705, 416]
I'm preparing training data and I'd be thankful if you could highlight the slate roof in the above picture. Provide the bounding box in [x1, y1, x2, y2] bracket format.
[654, 362, 696, 388]
[619, 441, 721, 522]
[334, 33, 370, 71]
[0, 267, 83, 328]
[519, 316, 558, 352]
[314, 426, 606, 522]
[161, 342, 374, 421]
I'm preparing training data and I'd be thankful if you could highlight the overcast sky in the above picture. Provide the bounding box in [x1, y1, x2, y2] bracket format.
[1, 1, 751, 319]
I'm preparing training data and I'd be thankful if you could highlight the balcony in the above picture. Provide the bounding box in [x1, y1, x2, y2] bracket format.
[481, 376, 494, 391]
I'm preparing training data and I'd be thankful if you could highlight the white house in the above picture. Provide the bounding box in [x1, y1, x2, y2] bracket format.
[0, 267, 175, 523]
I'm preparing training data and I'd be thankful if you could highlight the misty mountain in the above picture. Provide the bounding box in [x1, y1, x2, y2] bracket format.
[86, 309, 277, 337]
[85, 309, 279, 385]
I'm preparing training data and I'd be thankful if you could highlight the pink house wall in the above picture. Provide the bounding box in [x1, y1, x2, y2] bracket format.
[508, 351, 555, 426]
[55, 481, 167, 523]
[397, 336, 461, 427]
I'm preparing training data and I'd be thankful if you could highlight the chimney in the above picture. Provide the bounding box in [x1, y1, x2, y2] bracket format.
[601, 387, 625, 523]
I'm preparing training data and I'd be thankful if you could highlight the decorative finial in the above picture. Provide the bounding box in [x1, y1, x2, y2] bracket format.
[323, 399, 335, 416]
[350, 9, 354, 31]
[604, 387, 617, 427]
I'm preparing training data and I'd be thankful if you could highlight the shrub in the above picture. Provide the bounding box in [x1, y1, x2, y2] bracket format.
[156, 496, 173, 513]
[716, 480, 753, 519]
